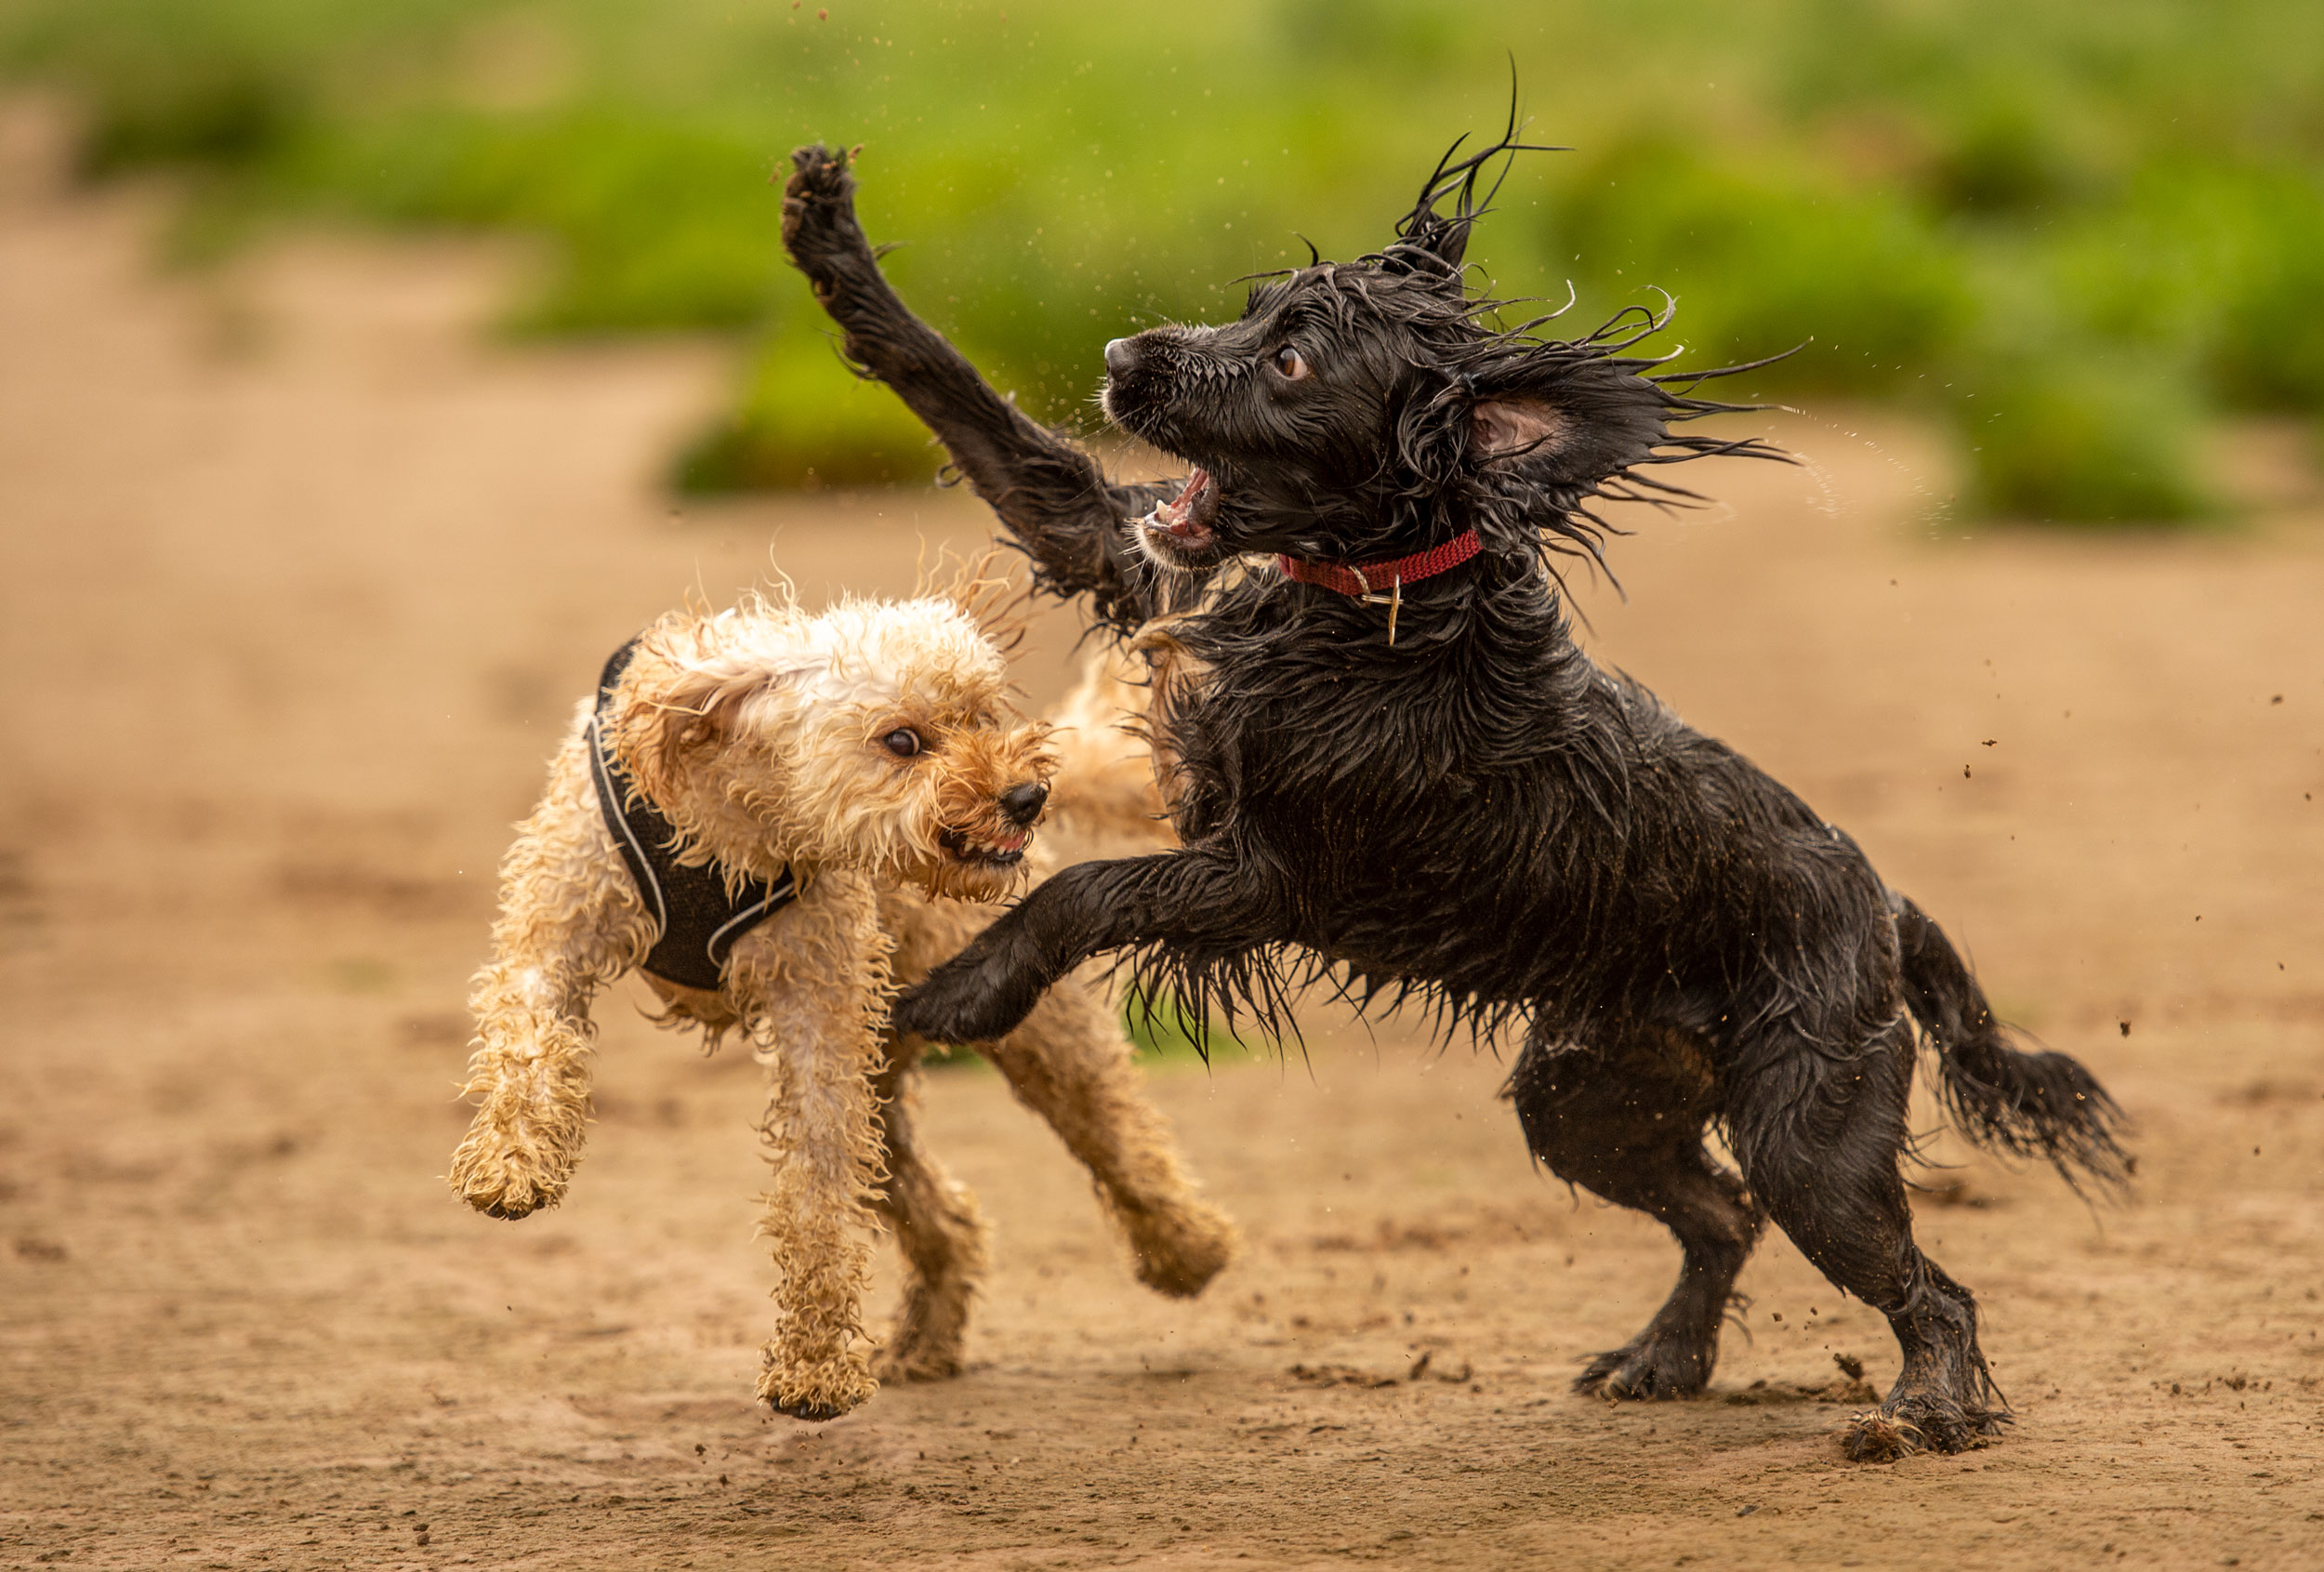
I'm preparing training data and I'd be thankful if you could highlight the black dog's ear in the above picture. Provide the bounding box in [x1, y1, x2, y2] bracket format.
[1459, 357, 1678, 490]
[1470, 397, 1567, 464]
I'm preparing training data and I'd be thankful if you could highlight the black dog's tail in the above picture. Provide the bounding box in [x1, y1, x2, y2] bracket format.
[1894, 895, 2131, 1190]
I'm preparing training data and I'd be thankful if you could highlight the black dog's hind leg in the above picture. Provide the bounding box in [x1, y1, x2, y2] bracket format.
[893, 847, 1286, 1047]
[1505, 1027, 1763, 1400]
[780, 145, 1184, 630]
[1726, 1011, 2006, 1460]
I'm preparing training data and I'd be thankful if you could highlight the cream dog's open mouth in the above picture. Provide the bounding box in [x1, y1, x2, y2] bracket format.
[940, 828, 1029, 866]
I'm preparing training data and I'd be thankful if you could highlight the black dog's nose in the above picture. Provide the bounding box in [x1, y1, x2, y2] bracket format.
[1103, 337, 1142, 381]
[998, 781, 1050, 826]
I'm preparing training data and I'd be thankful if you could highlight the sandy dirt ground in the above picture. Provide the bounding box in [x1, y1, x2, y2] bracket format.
[3, 107, 2322, 1570]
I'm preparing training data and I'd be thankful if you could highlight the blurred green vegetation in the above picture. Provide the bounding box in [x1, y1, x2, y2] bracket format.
[6, 0, 2321, 521]
[1120, 988, 1245, 1064]
[913, 990, 1235, 1069]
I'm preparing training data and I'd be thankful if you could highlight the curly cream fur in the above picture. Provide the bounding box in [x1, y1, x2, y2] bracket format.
[449, 593, 1234, 1420]
[729, 871, 891, 1417]
[1040, 642, 1180, 863]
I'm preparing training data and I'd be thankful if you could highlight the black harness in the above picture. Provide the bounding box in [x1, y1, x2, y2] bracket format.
[588, 639, 799, 991]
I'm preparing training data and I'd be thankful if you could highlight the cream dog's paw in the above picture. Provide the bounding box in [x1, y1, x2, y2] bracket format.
[1124, 1197, 1240, 1298]
[447, 1126, 570, 1220]
[758, 1354, 878, 1421]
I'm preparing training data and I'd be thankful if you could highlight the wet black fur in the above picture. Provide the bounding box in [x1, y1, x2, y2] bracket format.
[780, 133, 2128, 1459]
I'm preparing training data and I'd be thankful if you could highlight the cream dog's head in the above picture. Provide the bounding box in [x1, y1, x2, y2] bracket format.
[605, 588, 1054, 903]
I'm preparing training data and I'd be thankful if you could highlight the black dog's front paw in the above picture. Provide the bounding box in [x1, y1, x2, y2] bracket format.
[781, 144, 868, 270]
[894, 954, 1044, 1045]
[1573, 1334, 1712, 1401]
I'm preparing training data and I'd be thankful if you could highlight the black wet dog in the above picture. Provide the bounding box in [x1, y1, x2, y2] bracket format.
[780, 136, 2126, 1459]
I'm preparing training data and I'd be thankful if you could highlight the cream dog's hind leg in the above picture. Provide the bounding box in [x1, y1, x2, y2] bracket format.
[729, 870, 892, 1421]
[886, 892, 1238, 1299]
[985, 967, 1239, 1296]
[450, 737, 651, 1219]
[866, 1032, 993, 1381]
[978, 648, 1236, 1292]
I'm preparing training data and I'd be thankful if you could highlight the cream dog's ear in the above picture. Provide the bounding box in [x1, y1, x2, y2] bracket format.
[615, 622, 811, 809]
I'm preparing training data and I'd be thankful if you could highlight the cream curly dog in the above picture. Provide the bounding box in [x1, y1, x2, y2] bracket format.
[447, 583, 1235, 1420]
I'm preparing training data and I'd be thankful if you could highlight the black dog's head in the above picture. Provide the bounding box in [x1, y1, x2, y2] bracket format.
[1103, 134, 1773, 573]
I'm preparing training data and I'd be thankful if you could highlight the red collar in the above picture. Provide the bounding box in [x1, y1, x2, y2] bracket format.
[1276, 530, 1484, 598]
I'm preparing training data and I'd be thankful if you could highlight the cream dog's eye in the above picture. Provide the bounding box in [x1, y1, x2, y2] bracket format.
[881, 728, 923, 759]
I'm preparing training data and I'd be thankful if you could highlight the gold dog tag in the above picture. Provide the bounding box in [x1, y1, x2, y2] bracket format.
[1351, 567, 1403, 646]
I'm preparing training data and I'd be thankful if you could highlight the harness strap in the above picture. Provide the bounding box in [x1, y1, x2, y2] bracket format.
[588, 639, 799, 992]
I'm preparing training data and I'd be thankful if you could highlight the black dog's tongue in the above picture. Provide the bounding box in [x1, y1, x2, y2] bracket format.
[1146, 468, 1213, 541]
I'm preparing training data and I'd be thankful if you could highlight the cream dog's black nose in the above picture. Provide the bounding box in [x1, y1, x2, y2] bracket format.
[999, 781, 1049, 826]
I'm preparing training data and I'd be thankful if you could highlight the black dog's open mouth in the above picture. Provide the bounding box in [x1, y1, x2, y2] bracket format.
[940, 828, 1028, 867]
[1139, 467, 1220, 554]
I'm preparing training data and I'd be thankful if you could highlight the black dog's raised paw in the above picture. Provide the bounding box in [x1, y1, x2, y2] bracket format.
[784, 141, 852, 199]
[893, 955, 1043, 1045]
[780, 143, 866, 264]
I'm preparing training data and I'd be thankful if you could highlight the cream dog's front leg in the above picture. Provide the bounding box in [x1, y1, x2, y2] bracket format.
[730, 870, 891, 1421]
[449, 742, 650, 1219]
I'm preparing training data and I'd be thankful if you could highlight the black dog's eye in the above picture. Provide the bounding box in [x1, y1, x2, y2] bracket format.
[881, 728, 923, 759]
[1272, 345, 1311, 381]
